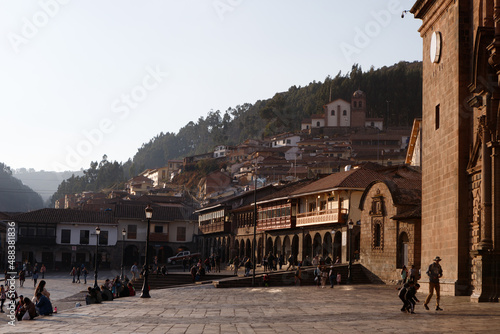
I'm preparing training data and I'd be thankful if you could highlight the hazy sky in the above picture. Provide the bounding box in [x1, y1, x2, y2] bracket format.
[0, 0, 422, 172]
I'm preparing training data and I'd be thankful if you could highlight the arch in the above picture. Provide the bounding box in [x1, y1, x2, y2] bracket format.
[245, 239, 251, 258]
[124, 245, 139, 266]
[266, 237, 273, 256]
[398, 232, 410, 268]
[323, 232, 332, 261]
[257, 237, 263, 264]
[291, 235, 300, 262]
[234, 239, 240, 257]
[313, 233, 322, 257]
[274, 236, 282, 256]
[283, 235, 291, 258]
[333, 231, 342, 263]
[303, 234, 312, 259]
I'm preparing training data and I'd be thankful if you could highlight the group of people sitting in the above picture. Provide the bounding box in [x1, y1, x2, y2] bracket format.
[14, 280, 53, 321]
[85, 276, 136, 305]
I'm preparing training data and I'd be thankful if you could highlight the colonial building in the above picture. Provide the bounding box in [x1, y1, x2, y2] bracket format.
[358, 166, 422, 282]
[412, 0, 500, 301]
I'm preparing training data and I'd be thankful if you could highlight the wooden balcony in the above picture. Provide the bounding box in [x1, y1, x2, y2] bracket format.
[257, 217, 293, 232]
[296, 208, 347, 227]
[199, 221, 228, 234]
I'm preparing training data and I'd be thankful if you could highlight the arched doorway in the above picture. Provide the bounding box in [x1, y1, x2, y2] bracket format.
[323, 232, 332, 261]
[266, 237, 273, 256]
[313, 233, 322, 258]
[398, 232, 409, 268]
[303, 234, 312, 260]
[257, 237, 263, 264]
[333, 231, 342, 263]
[274, 236, 282, 256]
[245, 239, 251, 258]
[124, 245, 139, 266]
[292, 235, 300, 262]
[283, 235, 291, 259]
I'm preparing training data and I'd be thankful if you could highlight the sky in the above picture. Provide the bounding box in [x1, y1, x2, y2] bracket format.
[0, 0, 422, 172]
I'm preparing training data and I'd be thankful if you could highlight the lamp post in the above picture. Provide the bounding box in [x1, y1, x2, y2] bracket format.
[252, 165, 257, 287]
[94, 226, 100, 289]
[141, 205, 153, 298]
[120, 228, 126, 280]
[346, 219, 354, 284]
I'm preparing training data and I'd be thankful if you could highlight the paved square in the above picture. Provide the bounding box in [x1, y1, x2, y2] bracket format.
[1, 285, 499, 333]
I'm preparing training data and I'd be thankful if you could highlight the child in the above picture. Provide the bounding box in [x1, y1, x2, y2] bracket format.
[398, 282, 411, 312]
[263, 274, 269, 287]
[405, 283, 420, 314]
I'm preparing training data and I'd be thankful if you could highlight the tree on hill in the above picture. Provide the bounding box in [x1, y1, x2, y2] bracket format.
[49, 155, 125, 207]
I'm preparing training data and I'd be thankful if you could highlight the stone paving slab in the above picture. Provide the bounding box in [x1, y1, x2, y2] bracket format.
[1, 285, 499, 333]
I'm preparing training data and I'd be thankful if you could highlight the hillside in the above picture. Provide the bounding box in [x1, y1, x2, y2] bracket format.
[126, 61, 422, 173]
[0, 163, 44, 212]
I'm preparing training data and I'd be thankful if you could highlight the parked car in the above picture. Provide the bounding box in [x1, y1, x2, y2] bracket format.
[167, 251, 201, 264]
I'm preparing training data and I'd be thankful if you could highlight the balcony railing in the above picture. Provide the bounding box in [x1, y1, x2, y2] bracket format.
[199, 221, 227, 234]
[257, 216, 293, 231]
[296, 208, 348, 227]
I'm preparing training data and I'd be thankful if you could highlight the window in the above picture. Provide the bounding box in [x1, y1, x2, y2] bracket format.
[316, 121, 320, 126]
[286, 139, 291, 144]
[80, 230, 89, 245]
[353, 101, 357, 108]
[61, 229, 71, 244]
[372, 219, 383, 250]
[177, 227, 186, 241]
[128, 225, 137, 239]
[331, 110, 335, 116]
[343, 110, 347, 116]
[435, 104, 440, 129]
[154, 225, 163, 233]
[99, 231, 108, 245]
[359, 101, 362, 107]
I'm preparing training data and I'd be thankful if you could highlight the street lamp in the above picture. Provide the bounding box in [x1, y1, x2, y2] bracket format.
[120, 228, 126, 280]
[346, 219, 354, 284]
[252, 165, 257, 287]
[94, 226, 101, 289]
[141, 205, 153, 298]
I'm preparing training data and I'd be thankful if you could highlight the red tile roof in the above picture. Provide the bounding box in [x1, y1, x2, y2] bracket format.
[13, 208, 115, 224]
[290, 167, 384, 195]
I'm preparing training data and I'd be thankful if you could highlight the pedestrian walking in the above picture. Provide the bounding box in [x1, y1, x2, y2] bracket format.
[0, 285, 6, 313]
[409, 265, 419, 283]
[32, 271, 39, 288]
[329, 266, 335, 288]
[82, 267, 88, 284]
[130, 262, 139, 282]
[401, 265, 408, 284]
[40, 264, 46, 279]
[76, 266, 81, 283]
[70, 267, 76, 283]
[286, 254, 295, 271]
[294, 266, 302, 286]
[314, 265, 321, 287]
[233, 256, 240, 276]
[19, 270, 26, 287]
[424, 256, 443, 311]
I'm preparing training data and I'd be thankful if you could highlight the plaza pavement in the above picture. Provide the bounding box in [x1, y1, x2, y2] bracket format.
[1, 281, 499, 334]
